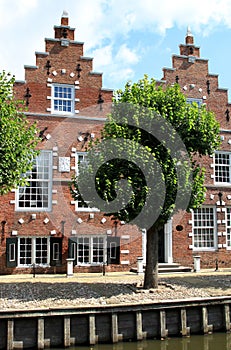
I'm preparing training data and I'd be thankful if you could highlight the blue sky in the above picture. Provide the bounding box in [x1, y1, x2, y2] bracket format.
[1, 0, 231, 99]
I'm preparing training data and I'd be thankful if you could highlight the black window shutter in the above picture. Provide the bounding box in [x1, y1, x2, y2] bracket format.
[50, 237, 62, 266]
[107, 237, 120, 265]
[68, 237, 77, 266]
[6, 237, 18, 268]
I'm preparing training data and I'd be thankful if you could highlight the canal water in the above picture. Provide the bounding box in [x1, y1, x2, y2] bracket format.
[54, 333, 231, 349]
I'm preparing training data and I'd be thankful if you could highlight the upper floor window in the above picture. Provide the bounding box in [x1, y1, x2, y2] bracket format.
[16, 151, 52, 211]
[214, 152, 231, 184]
[186, 98, 203, 107]
[75, 152, 99, 212]
[52, 84, 75, 114]
[192, 207, 217, 250]
[226, 208, 231, 249]
[76, 152, 87, 176]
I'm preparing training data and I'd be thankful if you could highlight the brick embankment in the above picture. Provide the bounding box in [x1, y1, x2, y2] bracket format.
[0, 269, 231, 310]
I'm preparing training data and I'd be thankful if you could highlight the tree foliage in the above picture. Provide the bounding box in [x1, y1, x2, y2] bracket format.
[0, 71, 39, 195]
[71, 75, 221, 288]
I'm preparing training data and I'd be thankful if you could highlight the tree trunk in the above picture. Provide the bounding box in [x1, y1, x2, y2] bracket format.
[143, 224, 159, 289]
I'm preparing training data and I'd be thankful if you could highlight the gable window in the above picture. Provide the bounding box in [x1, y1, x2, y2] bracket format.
[16, 151, 52, 211]
[214, 152, 231, 184]
[186, 98, 203, 107]
[52, 84, 75, 114]
[192, 207, 216, 250]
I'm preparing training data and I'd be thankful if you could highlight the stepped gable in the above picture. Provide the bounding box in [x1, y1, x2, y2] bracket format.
[161, 27, 231, 129]
[14, 10, 113, 115]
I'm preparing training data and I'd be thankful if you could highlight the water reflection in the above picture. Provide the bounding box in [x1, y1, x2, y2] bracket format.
[54, 333, 231, 350]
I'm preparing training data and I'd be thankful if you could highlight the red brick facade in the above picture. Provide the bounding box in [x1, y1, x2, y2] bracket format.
[163, 28, 231, 270]
[0, 12, 142, 275]
[1, 17, 231, 274]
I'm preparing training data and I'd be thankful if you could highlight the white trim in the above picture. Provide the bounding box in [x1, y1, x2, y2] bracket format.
[121, 261, 130, 265]
[51, 83, 75, 115]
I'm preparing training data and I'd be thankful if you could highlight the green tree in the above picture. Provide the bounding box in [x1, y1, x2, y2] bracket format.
[71, 76, 220, 289]
[0, 71, 39, 195]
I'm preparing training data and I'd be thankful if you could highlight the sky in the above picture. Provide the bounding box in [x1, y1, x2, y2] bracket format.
[1, 0, 231, 99]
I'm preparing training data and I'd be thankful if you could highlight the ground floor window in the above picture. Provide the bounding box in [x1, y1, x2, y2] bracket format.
[192, 207, 217, 250]
[68, 236, 120, 265]
[6, 237, 62, 268]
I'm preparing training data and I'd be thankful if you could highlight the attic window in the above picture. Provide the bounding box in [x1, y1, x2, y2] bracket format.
[52, 84, 75, 114]
[186, 98, 202, 107]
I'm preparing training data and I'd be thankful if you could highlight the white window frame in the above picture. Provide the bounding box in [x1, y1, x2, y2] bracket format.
[18, 237, 50, 267]
[192, 207, 217, 251]
[186, 98, 203, 107]
[16, 151, 53, 212]
[76, 152, 88, 176]
[51, 83, 75, 114]
[214, 151, 231, 185]
[226, 207, 231, 249]
[76, 236, 107, 266]
[75, 152, 99, 212]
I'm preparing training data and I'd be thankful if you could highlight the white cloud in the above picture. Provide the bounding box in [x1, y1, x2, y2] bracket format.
[91, 45, 113, 68]
[2, 0, 231, 87]
[0, 0, 38, 27]
[115, 44, 139, 65]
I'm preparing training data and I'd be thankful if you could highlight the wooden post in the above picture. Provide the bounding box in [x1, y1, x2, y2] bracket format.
[37, 318, 45, 349]
[7, 319, 14, 350]
[111, 313, 123, 343]
[160, 311, 168, 339]
[224, 304, 231, 332]
[202, 307, 213, 334]
[136, 311, 146, 340]
[181, 308, 190, 337]
[89, 315, 97, 345]
[64, 316, 71, 348]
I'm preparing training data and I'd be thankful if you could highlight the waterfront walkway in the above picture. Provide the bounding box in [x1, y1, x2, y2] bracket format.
[0, 269, 231, 310]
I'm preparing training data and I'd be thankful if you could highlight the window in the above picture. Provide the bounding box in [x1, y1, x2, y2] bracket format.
[52, 84, 75, 114]
[18, 237, 49, 267]
[226, 208, 231, 249]
[192, 207, 217, 250]
[76, 152, 87, 176]
[214, 152, 231, 184]
[68, 236, 120, 266]
[186, 98, 203, 107]
[77, 236, 106, 265]
[16, 151, 52, 211]
[75, 152, 99, 212]
[6, 237, 62, 268]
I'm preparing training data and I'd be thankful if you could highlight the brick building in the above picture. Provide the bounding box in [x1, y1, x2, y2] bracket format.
[1, 11, 142, 275]
[1, 14, 231, 274]
[162, 27, 231, 270]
